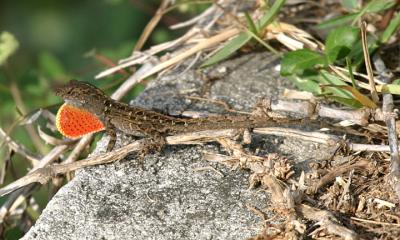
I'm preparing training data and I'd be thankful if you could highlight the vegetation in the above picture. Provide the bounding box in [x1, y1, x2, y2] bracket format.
[0, 0, 399, 239]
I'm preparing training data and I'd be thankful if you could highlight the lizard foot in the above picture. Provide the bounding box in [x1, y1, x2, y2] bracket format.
[252, 98, 271, 119]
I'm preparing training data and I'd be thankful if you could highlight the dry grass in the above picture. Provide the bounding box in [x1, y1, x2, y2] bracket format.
[1, 0, 399, 239]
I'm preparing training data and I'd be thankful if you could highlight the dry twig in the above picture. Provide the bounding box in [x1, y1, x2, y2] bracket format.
[0, 129, 241, 196]
[133, 0, 172, 52]
[372, 54, 400, 200]
[361, 21, 379, 103]
[10, 83, 46, 154]
[0, 127, 40, 166]
[308, 159, 371, 194]
[297, 204, 359, 240]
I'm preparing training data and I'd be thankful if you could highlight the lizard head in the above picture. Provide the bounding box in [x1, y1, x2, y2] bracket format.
[54, 80, 107, 138]
[54, 80, 108, 116]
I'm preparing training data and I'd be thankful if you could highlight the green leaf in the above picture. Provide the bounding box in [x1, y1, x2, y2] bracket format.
[325, 0, 398, 28]
[380, 12, 400, 43]
[319, 70, 353, 99]
[200, 32, 251, 68]
[317, 13, 358, 29]
[0, 31, 19, 66]
[348, 35, 379, 67]
[341, 0, 359, 10]
[286, 75, 322, 95]
[281, 49, 326, 76]
[380, 84, 400, 95]
[200, 0, 286, 67]
[322, 84, 377, 108]
[325, 26, 360, 63]
[26, 205, 41, 220]
[392, 79, 400, 85]
[328, 96, 363, 108]
[363, 0, 395, 13]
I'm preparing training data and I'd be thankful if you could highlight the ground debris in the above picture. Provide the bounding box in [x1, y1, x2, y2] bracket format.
[243, 149, 400, 240]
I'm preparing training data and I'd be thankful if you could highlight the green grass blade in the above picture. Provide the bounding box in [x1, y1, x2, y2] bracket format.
[380, 12, 400, 43]
[244, 12, 258, 34]
[201, 0, 286, 68]
[317, 13, 358, 29]
[258, 0, 286, 29]
[328, 96, 363, 108]
[200, 32, 251, 68]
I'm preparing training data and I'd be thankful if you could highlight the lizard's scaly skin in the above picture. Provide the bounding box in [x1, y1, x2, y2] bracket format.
[54, 80, 305, 138]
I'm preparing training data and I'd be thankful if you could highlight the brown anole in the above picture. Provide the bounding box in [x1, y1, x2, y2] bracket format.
[54, 80, 312, 152]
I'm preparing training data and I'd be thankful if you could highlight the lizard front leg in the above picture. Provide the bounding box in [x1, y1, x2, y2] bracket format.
[105, 117, 117, 152]
[106, 127, 117, 152]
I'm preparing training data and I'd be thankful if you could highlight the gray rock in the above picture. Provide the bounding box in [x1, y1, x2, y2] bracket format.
[23, 52, 330, 240]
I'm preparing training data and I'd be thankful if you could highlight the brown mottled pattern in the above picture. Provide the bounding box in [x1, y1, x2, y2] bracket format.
[54, 80, 301, 138]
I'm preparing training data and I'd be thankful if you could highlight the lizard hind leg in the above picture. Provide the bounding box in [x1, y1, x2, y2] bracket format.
[137, 135, 167, 160]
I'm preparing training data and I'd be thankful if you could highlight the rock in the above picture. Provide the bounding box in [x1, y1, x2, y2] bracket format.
[23, 52, 331, 240]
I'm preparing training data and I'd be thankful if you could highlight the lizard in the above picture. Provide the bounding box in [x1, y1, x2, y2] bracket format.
[54, 80, 318, 153]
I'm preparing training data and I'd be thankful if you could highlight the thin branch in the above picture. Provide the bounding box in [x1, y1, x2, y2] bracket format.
[119, 28, 199, 64]
[63, 135, 94, 164]
[184, 97, 388, 127]
[133, 0, 171, 52]
[32, 145, 69, 170]
[361, 21, 379, 103]
[2, 125, 398, 197]
[37, 126, 75, 146]
[111, 61, 157, 100]
[10, 83, 46, 154]
[92, 52, 129, 76]
[0, 184, 37, 223]
[0, 127, 40, 166]
[351, 216, 400, 227]
[372, 54, 400, 200]
[96, 27, 240, 79]
[63, 134, 94, 180]
[170, 4, 217, 29]
[297, 204, 359, 240]
[255, 127, 400, 152]
[254, 127, 340, 146]
[262, 174, 359, 239]
[0, 144, 68, 224]
[336, 169, 354, 210]
[0, 129, 240, 196]
[307, 159, 371, 194]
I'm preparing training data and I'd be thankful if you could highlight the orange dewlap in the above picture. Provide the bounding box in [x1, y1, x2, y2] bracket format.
[56, 103, 105, 138]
